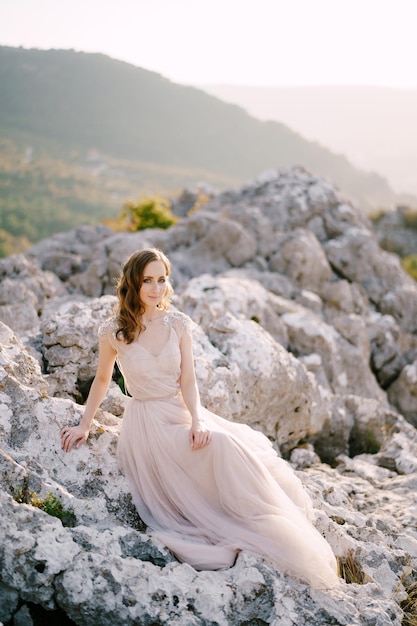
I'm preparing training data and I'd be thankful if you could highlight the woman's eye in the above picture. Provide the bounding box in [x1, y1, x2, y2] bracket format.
[158, 278, 166, 283]
[143, 279, 151, 283]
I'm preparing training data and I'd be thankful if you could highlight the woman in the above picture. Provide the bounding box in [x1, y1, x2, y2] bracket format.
[61, 248, 339, 588]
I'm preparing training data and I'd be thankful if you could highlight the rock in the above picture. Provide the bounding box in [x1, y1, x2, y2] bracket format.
[379, 285, 417, 333]
[321, 278, 370, 318]
[281, 309, 385, 401]
[387, 361, 417, 427]
[372, 205, 417, 257]
[0, 254, 67, 336]
[0, 580, 19, 624]
[324, 227, 417, 333]
[11, 604, 33, 626]
[269, 228, 332, 290]
[179, 273, 291, 346]
[0, 278, 39, 335]
[0, 322, 47, 395]
[345, 396, 398, 457]
[3, 167, 417, 624]
[1, 474, 408, 626]
[290, 444, 321, 470]
[368, 314, 411, 389]
[26, 224, 114, 277]
[180, 275, 324, 451]
[41, 296, 117, 400]
[207, 314, 323, 454]
[170, 185, 216, 218]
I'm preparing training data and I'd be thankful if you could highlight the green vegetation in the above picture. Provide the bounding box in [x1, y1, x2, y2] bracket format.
[0, 228, 30, 257]
[348, 427, 382, 457]
[0, 138, 233, 256]
[402, 255, 417, 281]
[368, 208, 387, 224]
[0, 139, 120, 251]
[118, 196, 178, 231]
[0, 47, 393, 241]
[13, 485, 76, 527]
[0, 45, 407, 257]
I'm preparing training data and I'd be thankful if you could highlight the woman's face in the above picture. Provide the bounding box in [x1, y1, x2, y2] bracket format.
[139, 260, 168, 308]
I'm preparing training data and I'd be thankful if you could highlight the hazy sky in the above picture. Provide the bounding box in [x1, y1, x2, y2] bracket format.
[0, 0, 416, 88]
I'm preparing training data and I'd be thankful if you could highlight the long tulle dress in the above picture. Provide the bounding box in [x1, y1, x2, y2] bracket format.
[99, 311, 339, 588]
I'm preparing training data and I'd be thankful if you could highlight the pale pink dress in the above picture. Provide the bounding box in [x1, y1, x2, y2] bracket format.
[99, 311, 339, 588]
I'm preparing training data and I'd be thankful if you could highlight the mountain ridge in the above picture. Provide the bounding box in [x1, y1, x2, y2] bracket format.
[0, 46, 397, 208]
[201, 83, 417, 198]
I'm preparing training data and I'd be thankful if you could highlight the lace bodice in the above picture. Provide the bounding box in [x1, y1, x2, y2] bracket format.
[98, 310, 192, 401]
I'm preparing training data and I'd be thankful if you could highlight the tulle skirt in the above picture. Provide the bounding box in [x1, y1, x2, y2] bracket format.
[117, 394, 339, 589]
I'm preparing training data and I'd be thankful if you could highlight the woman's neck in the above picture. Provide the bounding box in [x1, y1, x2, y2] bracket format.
[142, 306, 161, 323]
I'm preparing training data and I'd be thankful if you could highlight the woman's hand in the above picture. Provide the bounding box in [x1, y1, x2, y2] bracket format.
[60, 424, 89, 452]
[189, 421, 212, 451]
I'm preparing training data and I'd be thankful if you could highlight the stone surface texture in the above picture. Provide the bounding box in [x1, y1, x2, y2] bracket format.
[1, 167, 417, 625]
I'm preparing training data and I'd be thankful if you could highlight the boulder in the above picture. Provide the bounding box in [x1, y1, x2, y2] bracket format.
[2, 167, 417, 624]
[269, 228, 332, 290]
[41, 296, 117, 401]
[281, 310, 386, 401]
[387, 361, 417, 427]
[0, 254, 67, 336]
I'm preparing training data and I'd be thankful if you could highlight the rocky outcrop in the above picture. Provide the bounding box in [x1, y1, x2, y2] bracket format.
[1, 167, 417, 625]
[372, 205, 417, 258]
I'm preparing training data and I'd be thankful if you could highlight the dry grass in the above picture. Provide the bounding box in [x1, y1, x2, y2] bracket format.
[401, 582, 417, 626]
[337, 549, 365, 584]
[395, 564, 417, 626]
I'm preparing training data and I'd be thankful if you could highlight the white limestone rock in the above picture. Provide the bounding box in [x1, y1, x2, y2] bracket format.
[41, 295, 117, 400]
[0, 254, 67, 336]
[269, 228, 332, 290]
[180, 273, 291, 346]
[2, 168, 417, 624]
[324, 227, 417, 333]
[387, 361, 417, 426]
[180, 275, 325, 451]
[281, 310, 385, 402]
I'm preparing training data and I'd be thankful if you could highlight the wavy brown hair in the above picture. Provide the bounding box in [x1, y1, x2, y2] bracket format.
[115, 248, 173, 343]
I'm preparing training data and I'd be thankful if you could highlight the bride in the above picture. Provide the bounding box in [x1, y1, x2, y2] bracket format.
[61, 247, 340, 589]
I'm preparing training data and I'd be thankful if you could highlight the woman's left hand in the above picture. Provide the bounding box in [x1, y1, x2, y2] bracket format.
[189, 422, 212, 451]
[60, 424, 89, 452]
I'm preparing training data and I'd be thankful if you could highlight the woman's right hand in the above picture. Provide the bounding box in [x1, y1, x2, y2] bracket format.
[189, 421, 212, 451]
[60, 424, 89, 453]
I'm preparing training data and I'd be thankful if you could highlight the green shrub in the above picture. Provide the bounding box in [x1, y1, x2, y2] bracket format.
[402, 255, 417, 281]
[368, 208, 388, 224]
[13, 486, 76, 527]
[120, 196, 178, 231]
[0, 229, 31, 257]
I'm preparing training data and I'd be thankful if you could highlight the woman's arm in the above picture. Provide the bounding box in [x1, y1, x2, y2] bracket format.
[179, 329, 211, 451]
[61, 337, 117, 452]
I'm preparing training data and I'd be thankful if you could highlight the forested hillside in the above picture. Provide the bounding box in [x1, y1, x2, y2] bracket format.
[0, 46, 399, 255]
[0, 138, 235, 256]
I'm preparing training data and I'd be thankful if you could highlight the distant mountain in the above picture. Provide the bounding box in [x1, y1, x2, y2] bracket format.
[201, 84, 417, 199]
[0, 46, 399, 211]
